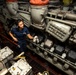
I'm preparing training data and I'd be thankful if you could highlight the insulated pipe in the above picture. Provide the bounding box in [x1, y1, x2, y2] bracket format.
[30, 5, 48, 24]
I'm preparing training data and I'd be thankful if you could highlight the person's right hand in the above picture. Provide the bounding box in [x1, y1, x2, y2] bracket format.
[33, 36, 39, 43]
[13, 37, 18, 42]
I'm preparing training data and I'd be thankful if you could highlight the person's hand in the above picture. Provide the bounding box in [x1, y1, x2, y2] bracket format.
[33, 36, 39, 43]
[13, 37, 18, 42]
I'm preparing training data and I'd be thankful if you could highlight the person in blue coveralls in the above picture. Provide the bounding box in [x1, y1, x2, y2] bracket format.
[9, 19, 33, 52]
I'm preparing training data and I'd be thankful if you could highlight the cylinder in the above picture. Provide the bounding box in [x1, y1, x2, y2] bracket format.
[65, 13, 76, 21]
[30, 5, 48, 24]
[6, 0, 18, 15]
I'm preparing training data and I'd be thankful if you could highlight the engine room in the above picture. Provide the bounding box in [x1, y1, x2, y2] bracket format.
[0, 0, 76, 75]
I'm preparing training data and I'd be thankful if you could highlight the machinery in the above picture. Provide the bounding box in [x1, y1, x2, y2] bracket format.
[0, 46, 33, 75]
[0, 0, 76, 75]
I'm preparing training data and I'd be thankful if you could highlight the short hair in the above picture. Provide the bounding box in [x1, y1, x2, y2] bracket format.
[16, 19, 24, 25]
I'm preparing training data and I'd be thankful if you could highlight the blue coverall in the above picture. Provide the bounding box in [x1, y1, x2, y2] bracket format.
[11, 26, 29, 52]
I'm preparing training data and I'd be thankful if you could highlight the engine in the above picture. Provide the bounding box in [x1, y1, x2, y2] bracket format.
[0, 0, 76, 75]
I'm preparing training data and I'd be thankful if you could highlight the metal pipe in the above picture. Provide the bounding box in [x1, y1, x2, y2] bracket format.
[48, 11, 76, 20]
[46, 17, 76, 27]
[65, 13, 76, 20]
[17, 10, 30, 14]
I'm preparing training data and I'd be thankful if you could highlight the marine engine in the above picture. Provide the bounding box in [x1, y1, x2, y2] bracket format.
[0, 0, 76, 75]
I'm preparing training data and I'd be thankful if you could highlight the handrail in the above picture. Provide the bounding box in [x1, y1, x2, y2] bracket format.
[0, 33, 19, 47]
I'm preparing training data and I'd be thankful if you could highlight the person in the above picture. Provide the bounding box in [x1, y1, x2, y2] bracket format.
[9, 19, 33, 52]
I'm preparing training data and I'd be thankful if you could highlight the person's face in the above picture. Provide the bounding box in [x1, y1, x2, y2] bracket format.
[18, 21, 24, 29]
